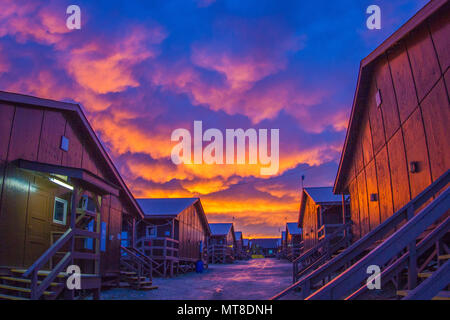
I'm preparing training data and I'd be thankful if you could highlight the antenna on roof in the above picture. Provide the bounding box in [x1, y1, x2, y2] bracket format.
[301, 174, 305, 190]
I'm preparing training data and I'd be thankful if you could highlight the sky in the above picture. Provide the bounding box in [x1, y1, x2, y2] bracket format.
[0, 0, 429, 237]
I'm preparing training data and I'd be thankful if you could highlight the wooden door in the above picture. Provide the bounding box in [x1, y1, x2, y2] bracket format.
[24, 186, 51, 266]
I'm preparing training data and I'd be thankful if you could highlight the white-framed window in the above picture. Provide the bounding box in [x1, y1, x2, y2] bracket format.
[53, 197, 68, 225]
[146, 226, 157, 238]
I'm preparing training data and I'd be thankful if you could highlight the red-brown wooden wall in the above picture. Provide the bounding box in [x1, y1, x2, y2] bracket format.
[342, 6, 449, 240]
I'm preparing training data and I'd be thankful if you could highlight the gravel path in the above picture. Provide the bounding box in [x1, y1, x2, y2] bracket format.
[101, 258, 293, 300]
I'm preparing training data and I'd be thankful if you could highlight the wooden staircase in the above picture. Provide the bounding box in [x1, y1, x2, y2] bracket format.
[0, 269, 65, 300]
[272, 170, 450, 300]
[292, 223, 351, 283]
[120, 246, 158, 291]
[0, 186, 104, 300]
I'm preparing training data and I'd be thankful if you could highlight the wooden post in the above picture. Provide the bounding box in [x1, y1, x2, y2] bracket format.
[341, 194, 346, 224]
[66, 182, 78, 301]
[407, 205, 417, 290]
[69, 182, 77, 266]
[132, 217, 136, 248]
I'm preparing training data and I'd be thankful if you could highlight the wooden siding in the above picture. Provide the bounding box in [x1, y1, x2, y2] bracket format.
[340, 9, 450, 239]
[0, 102, 131, 276]
[177, 204, 208, 260]
[302, 195, 317, 250]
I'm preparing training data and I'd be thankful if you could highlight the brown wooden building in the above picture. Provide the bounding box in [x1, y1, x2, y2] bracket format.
[136, 198, 211, 276]
[274, 1, 450, 300]
[0, 91, 144, 300]
[285, 222, 303, 261]
[250, 238, 279, 257]
[208, 223, 236, 263]
[234, 231, 244, 260]
[299, 187, 349, 251]
[334, 0, 449, 240]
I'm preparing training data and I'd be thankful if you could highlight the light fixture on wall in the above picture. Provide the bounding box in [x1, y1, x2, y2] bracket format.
[409, 161, 419, 173]
[49, 177, 74, 190]
[375, 89, 382, 108]
[370, 193, 378, 202]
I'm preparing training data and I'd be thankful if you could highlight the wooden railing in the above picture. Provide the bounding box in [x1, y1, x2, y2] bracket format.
[308, 187, 449, 299]
[120, 246, 154, 279]
[272, 169, 449, 300]
[404, 258, 450, 300]
[317, 224, 347, 241]
[292, 223, 350, 283]
[286, 242, 304, 261]
[136, 237, 179, 259]
[208, 244, 234, 263]
[23, 228, 74, 300]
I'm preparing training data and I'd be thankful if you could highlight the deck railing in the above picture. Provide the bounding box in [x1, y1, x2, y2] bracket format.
[136, 237, 179, 260]
[272, 169, 449, 300]
[317, 224, 347, 241]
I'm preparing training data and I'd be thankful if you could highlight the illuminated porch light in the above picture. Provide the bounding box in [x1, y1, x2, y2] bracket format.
[49, 177, 74, 191]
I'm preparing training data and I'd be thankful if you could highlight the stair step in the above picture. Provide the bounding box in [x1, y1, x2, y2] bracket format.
[418, 272, 432, 278]
[126, 276, 146, 280]
[397, 290, 450, 300]
[11, 269, 66, 278]
[138, 285, 158, 291]
[433, 291, 450, 300]
[438, 254, 450, 261]
[120, 271, 137, 276]
[118, 282, 131, 288]
[0, 284, 56, 296]
[0, 293, 30, 300]
[0, 276, 61, 287]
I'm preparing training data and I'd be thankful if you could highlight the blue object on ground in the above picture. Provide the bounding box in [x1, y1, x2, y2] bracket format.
[196, 260, 204, 273]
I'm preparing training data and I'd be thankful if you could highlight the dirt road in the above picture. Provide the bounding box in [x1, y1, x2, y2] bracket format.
[101, 258, 293, 300]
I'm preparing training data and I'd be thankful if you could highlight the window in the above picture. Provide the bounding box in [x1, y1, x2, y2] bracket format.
[146, 226, 157, 238]
[53, 197, 68, 225]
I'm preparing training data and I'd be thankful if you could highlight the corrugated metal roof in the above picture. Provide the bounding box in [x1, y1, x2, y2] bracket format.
[304, 187, 345, 204]
[287, 222, 302, 235]
[209, 223, 233, 236]
[137, 198, 199, 216]
[251, 238, 279, 249]
[235, 231, 242, 240]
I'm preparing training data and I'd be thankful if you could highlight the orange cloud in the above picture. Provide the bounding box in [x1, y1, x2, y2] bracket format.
[66, 28, 165, 94]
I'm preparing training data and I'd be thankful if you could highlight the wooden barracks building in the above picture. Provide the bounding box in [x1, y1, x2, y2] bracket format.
[135, 198, 211, 277]
[0, 91, 145, 300]
[274, 0, 450, 301]
[333, 0, 449, 239]
[208, 223, 236, 264]
[298, 187, 349, 251]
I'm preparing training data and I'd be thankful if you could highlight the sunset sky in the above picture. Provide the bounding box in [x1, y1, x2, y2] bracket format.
[0, 0, 428, 237]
